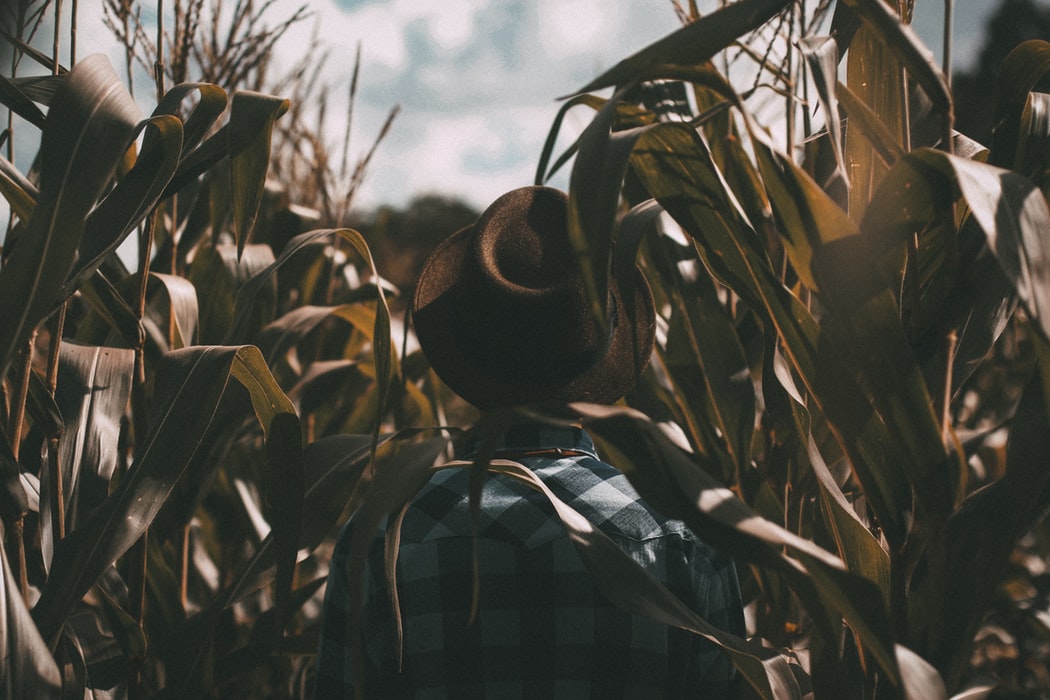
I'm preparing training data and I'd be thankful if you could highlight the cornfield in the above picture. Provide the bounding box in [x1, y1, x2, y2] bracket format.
[1, 0, 1049, 698]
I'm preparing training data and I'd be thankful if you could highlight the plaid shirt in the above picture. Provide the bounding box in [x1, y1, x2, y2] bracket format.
[315, 426, 744, 699]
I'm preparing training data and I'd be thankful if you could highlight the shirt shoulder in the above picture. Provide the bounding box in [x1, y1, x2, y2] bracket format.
[398, 454, 695, 549]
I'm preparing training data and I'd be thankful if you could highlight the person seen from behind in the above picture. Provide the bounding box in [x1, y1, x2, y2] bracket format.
[315, 186, 746, 698]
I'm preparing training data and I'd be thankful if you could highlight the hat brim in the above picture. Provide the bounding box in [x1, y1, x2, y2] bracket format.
[412, 226, 655, 408]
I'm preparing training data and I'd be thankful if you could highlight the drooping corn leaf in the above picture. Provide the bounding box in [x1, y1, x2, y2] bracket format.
[629, 122, 913, 546]
[944, 156, 1050, 341]
[227, 90, 290, 256]
[1, 542, 61, 699]
[535, 93, 607, 185]
[990, 39, 1050, 170]
[39, 344, 135, 573]
[31, 345, 296, 643]
[475, 458, 803, 700]
[0, 54, 140, 381]
[936, 342, 1050, 684]
[0, 72, 47, 127]
[1016, 91, 1050, 187]
[142, 272, 201, 352]
[59, 114, 184, 302]
[189, 242, 275, 344]
[152, 81, 228, 156]
[748, 128, 956, 520]
[334, 228, 397, 441]
[800, 36, 849, 188]
[577, 403, 901, 684]
[229, 347, 303, 636]
[0, 153, 38, 223]
[571, 0, 793, 95]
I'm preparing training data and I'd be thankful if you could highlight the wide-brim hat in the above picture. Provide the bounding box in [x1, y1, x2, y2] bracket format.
[411, 186, 655, 409]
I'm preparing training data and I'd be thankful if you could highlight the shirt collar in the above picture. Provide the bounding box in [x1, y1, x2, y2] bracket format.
[458, 423, 599, 460]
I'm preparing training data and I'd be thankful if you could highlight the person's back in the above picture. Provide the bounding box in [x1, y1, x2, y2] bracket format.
[314, 187, 745, 698]
[316, 425, 742, 698]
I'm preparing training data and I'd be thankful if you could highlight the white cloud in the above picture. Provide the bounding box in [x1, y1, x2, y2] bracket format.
[537, 0, 625, 57]
[419, 0, 479, 54]
[34, 0, 1004, 220]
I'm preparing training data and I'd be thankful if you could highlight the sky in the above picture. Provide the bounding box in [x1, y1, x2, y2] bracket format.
[45, 1, 1046, 212]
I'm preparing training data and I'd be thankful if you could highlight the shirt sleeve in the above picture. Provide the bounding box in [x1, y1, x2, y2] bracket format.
[691, 544, 746, 697]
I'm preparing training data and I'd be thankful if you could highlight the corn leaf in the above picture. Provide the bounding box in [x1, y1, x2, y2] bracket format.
[0, 73, 46, 127]
[629, 122, 914, 545]
[991, 39, 1050, 169]
[190, 242, 275, 344]
[0, 153, 37, 223]
[227, 90, 290, 256]
[229, 347, 302, 634]
[937, 346, 1050, 683]
[479, 457, 803, 700]
[152, 82, 228, 155]
[59, 114, 184, 302]
[31, 345, 294, 642]
[1, 543, 61, 699]
[748, 130, 954, 519]
[0, 54, 139, 380]
[39, 344, 135, 572]
[578, 403, 901, 683]
[143, 272, 201, 351]
[800, 36, 849, 187]
[571, 0, 792, 95]
[839, 0, 950, 118]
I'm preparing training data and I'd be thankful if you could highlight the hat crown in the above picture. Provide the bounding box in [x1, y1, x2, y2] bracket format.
[411, 186, 655, 409]
[460, 188, 605, 384]
[474, 188, 575, 294]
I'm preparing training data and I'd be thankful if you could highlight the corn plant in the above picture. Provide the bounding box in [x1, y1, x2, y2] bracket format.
[522, 0, 1050, 697]
[3, 0, 1050, 698]
[0, 1, 415, 697]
